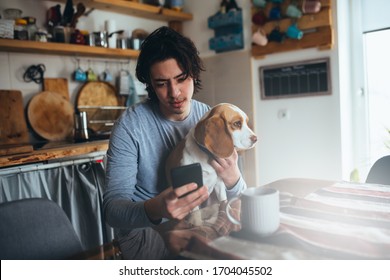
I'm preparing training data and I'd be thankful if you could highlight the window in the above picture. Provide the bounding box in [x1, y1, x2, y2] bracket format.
[364, 28, 390, 168]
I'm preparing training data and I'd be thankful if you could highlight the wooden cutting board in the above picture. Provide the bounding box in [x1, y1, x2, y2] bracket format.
[43, 78, 70, 101]
[0, 90, 33, 155]
[27, 91, 74, 141]
[76, 81, 121, 133]
[76, 81, 119, 107]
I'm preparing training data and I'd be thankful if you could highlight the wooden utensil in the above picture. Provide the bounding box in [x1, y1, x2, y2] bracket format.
[43, 78, 70, 100]
[70, 2, 86, 28]
[0, 90, 29, 145]
[27, 91, 74, 141]
[0, 90, 33, 155]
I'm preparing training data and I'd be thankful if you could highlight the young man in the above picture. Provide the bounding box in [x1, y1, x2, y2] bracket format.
[103, 26, 246, 259]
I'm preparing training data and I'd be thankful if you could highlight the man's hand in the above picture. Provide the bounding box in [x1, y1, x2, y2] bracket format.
[145, 183, 209, 222]
[209, 149, 241, 189]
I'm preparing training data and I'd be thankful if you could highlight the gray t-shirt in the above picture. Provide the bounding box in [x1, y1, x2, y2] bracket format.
[103, 99, 245, 232]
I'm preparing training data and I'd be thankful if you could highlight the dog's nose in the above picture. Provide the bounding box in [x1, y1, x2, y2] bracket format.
[251, 135, 258, 143]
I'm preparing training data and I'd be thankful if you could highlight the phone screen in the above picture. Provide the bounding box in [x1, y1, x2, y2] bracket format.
[170, 163, 203, 189]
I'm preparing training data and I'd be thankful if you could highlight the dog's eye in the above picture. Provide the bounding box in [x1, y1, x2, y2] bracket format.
[233, 121, 242, 129]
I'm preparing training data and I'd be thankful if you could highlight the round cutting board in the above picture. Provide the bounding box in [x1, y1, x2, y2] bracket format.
[76, 81, 119, 107]
[76, 81, 120, 133]
[27, 91, 74, 141]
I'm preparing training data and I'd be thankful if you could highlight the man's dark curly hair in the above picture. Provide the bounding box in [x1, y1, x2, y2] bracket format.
[135, 26, 205, 102]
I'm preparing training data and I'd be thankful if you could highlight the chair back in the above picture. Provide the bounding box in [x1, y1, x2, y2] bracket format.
[366, 155, 390, 185]
[0, 198, 84, 259]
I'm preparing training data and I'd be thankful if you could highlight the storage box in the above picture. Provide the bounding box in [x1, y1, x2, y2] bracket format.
[208, 10, 243, 53]
[209, 33, 244, 53]
[208, 10, 242, 29]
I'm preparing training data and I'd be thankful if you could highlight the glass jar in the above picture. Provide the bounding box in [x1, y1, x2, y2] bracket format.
[168, 0, 184, 11]
[35, 29, 48, 42]
[24, 17, 38, 40]
[14, 18, 28, 40]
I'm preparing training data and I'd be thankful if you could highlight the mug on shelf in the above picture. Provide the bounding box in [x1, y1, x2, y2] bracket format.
[252, 0, 267, 8]
[269, 6, 282, 20]
[252, 10, 267, 26]
[286, 23, 303, 40]
[252, 28, 268, 46]
[268, 27, 285, 43]
[286, 4, 302, 18]
[302, 0, 322, 14]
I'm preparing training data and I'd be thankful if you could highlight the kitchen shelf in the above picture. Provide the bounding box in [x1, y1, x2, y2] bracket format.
[54, 0, 193, 22]
[0, 1, 193, 58]
[0, 38, 140, 59]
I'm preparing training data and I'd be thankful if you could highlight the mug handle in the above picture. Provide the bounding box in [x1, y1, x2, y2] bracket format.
[226, 197, 241, 226]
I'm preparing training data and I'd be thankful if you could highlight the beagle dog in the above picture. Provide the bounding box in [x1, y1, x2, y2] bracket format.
[166, 103, 257, 204]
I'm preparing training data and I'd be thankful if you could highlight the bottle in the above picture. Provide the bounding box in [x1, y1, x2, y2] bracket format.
[14, 18, 28, 40]
[24, 17, 38, 40]
[220, 0, 229, 14]
[227, 0, 241, 12]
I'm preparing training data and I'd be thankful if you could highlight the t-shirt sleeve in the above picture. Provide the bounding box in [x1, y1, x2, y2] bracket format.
[103, 116, 158, 229]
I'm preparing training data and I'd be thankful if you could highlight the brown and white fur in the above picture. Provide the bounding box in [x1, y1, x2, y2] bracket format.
[166, 103, 257, 205]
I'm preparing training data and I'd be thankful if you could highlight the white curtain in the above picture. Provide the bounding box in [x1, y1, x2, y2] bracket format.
[0, 160, 114, 251]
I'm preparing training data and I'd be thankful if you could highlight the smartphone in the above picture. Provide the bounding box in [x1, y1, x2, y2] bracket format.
[170, 163, 203, 189]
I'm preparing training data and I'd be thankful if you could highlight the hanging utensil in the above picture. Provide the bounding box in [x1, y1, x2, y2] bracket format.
[73, 59, 87, 82]
[70, 3, 86, 28]
[23, 64, 46, 84]
[99, 62, 113, 82]
[62, 0, 74, 26]
[86, 60, 97, 81]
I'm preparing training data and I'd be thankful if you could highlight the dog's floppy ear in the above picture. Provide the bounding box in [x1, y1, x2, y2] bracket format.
[194, 115, 234, 158]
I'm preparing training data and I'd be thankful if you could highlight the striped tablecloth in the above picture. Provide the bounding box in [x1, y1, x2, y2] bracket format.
[278, 182, 390, 259]
[205, 181, 390, 259]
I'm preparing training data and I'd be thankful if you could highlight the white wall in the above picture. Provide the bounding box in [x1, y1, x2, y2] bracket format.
[251, 48, 343, 185]
[361, 0, 390, 32]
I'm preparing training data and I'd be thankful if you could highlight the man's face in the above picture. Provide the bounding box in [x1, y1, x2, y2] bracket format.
[150, 58, 194, 121]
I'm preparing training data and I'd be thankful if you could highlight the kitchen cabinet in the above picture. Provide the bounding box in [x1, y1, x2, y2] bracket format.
[0, 0, 193, 59]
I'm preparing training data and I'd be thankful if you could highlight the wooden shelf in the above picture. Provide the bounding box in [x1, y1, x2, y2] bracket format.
[0, 140, 109, 168]
[54, 0, 193, 22]
[0, 38, 140, 59]
[0, 1, 193, 58]
[251, 0, 333, 58]
[252, 26, 332, 58]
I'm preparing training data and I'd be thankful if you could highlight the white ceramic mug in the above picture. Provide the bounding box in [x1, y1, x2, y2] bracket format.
[252, 28, 268, 46]
[226, 187, 280, 236]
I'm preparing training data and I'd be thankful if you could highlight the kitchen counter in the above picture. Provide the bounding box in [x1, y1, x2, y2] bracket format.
[0, 140, 109, 168]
